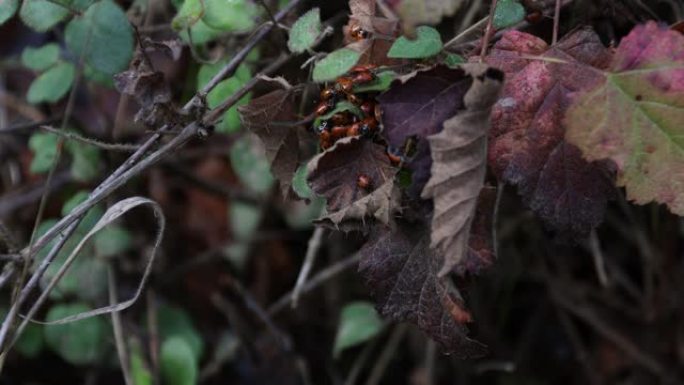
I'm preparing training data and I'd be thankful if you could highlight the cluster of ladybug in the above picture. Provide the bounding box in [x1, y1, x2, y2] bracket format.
[312, 62, 410, 191]
[313, 64, 380, 150]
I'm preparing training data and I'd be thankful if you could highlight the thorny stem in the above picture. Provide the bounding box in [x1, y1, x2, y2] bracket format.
[479, 0, 499, 61]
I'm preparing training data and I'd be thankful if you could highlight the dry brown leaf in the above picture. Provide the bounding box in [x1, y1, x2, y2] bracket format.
[421, 64, 503, 277]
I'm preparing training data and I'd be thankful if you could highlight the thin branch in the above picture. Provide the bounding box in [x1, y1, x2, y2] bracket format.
[0, 118, 61, 134]
[479, 0, 499, 60]
[268, 253, 362, 315]
[41, 125, 140, 152]
[552, 0, 561, 44]
[445, 16, 488, 49]
[291, 227, 325, 308]
[109, 266, 133, 385]
[588, 230, 609, 288]
[365, 324, 409, 385]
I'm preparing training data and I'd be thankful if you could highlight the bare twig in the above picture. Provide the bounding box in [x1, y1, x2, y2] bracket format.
[268, 253, 362, 315]
[479, 0, 499, 60]
[343, 336, 380, 385]
[109, 266, 133, 385]
[445, 16, 488, 49]
[41, 125, 140, 152]
[365, 324, 409, 385]
[552, 0, 561, 44]
[588, 230, 609, 288]
[291, 226, 325, 308]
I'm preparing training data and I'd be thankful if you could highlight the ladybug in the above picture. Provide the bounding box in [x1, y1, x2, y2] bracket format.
[330, 112, 352, 126]
[351, 70, 374, 85]
[350, 64, 377, 74]
[330, 125, 350, 140]
[346, 93, 363, 105]
[525, 10, 543, 24]
[346, 122, 361, 137]
[320, 86, 338, 101]
[350, 24, 371, 41]
[386, 147, 403, 166]
[357, 174, 372, 190]
[358, 117, 378, 136]
[315, 100, 334, 116]
[360, 100, 375, 117]
[319, 130, 332, 148]
[336, 77, 354, 93]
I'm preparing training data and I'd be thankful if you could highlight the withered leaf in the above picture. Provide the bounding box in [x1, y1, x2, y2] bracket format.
[566, 22, 684, 215]
[358, 223, 487, 357]
[485, 28, 615, 237]
[459, 186, 496, 276]
[307, 136, 397, 221]
[238, 88, 301, 198]
[344, 0, 400, 66]
[421, 64, 503, 277]
[377, 65, 473, 194]
[316, 178, 400, 227]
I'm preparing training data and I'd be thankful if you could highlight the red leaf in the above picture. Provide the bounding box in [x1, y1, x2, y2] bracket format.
[486, 28, 615, 236]
[358, 223, 487, 357]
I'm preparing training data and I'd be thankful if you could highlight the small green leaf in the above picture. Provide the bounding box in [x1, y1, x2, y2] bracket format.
[202, 0, 257, 31]
[493, 0, 525, 29]
[157, 306, 204, 360]
[19, 0, 69, 32]
[388, 26, 443, 59]
[287, 8, 321, 53]
[197, 62, 251, 133]
[160, 337, 198, 385]
[54, 0, 96, 11]
[44, 303, 107, 365]
[0, 0, 18, 26]
[172, 0, 203, 30]
[178, 19, 224, 45]
[66, 139, 101, 181]
[333, 301, 383, 358]
[292, 165, 313, 199]
[62, 190, 104, 232]
[16, 322, 44, 358]
[65, 0, 134, 75]
[28, 132, 59, 174]
[353, 70, 397, 93]
[229, 202, 262, 240]
[27, 62, 75, 104]
[229, 135, 274, 194]
[22, 44, 61, 71]
[313, 100, 364, 128]
[94, 225, 132, 258]
[443, 53, 465, 67]
[284, 197, 325, 229]
[130, 339, 153, 385]
[312, 48, 361, 82]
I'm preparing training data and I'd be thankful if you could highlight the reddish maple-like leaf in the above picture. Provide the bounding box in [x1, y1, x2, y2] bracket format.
[485, 28, 616, 236]
[377, 65, 474, 194]
[307, 137, 398, 223]
[238, 88, 301, 199]
[566, 22, 684, 215]
[358, 223, 487, 357]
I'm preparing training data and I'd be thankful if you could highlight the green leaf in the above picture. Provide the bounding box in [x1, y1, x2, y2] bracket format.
[229, 135, 274, 194]
[171, 0, 203, 30]
[28, 132, 59, 174]
[287, 8, 321, 53]
[229, 202, 262, 240]
[178, 19, 224, 45]
[157, 306, 203, 360]
[21, 44, 61, 71]
[94, 225, 132, 258]
[333, 301, 383, 358]
[0, 0, 18, 26]
[160, 337, 198, 385]
[493, 0, 525, 29]
[16, 322, 44, 358]
[388, 26, 443, 59]
[66, 139, 101, 181]
[44, 303, 107, 365]
[353, 70, 397, 93]
[65, 0, 134, 75]
[62, 190, 104, 232]
[443, 53, 465, 67]
[54, 0, 96, 11]
[292, 165, 313, 199]
[313, 100, 364, 128]
[312, 48, 361, 82]
[197, 62, 251, 133]
[202, 0, 257, 31]
[284, 197, 325, 229]
[27, 62, 75, 104]
[130, 339, 153, 385]
[19, 0, 69, 32]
